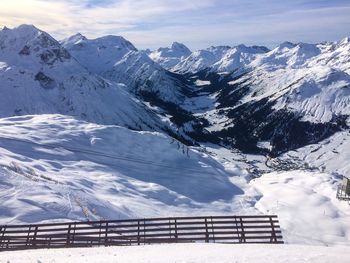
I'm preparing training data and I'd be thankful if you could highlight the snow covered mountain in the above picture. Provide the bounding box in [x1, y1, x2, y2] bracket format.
[152, 44, 269, 74]
[149, 42, 191, 70]
[62, 35, 190, 104]
[62, 34, 219, 145]
[0, 25, 167, 131]
[2, 24, 349, 158]
[177, 38, 350, 156]
[173, 45, 232, 73]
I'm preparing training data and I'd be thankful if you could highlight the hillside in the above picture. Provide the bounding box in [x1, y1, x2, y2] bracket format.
[0, 25, 167, 132]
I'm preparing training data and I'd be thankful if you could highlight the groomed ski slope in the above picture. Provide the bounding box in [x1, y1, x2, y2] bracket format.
[1, 244, 349, 263]
[0, 114, 349, 247]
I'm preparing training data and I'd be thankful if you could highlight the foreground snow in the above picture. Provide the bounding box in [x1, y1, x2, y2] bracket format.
[0, 115, 349, 246]
[1, 244, 349, 263]
[250, 171, 350, 246]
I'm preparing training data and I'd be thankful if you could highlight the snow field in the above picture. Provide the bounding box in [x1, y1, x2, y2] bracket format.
[1, 244, 349, 263]
[0, 115, 349, 247]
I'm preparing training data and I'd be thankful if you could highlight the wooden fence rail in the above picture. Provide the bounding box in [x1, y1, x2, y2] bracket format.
[0, 215, 283, 251]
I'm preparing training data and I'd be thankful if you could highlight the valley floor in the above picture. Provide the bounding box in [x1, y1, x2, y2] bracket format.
[1, 243, 349, 263]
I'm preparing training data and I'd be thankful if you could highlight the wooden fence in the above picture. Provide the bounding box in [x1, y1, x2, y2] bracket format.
[0, 215, 283, 251]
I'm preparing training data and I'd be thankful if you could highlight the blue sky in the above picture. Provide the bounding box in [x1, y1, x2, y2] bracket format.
[0, 0, 349, 50]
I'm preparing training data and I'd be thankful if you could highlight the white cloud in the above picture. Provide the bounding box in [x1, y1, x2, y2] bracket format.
[0, 0, 349, 49]
[0, 0, 216, 39]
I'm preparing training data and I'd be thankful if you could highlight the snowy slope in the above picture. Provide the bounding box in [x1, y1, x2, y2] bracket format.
[250, 171, 350, 246]
[1, 244, 350, 263]
[244, 39, 350, 119]
[62, 35, 190, 104]
[0, 25, 166, 131]
[102, 50, 189, 103]
[149, 42, 191, 70]
[0, 114, 349, 247]
[225, 39, 350, 124]
[0, 114, 243, 225]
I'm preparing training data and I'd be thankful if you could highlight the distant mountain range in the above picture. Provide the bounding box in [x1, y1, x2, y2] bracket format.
[1, 24, 349, 157]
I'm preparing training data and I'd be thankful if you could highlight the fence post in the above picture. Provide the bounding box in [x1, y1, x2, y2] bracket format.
[168, 218, 171, 241]
[33, 226, 38, 249]
[66, 223, 71, 247]
[72, 222, 76, 245]
[270, 217, 277, 243]
[210, 216, 215, 243]
[239, 217, 246, 243]
[174, 219, 178, 243]
[0, 226, 6, 248]
[143, 219, 146, 245]
[26, 225, 32, 248]
[234, 216, 239, 243]
[105, 222, 109, 246]
[98, 222, 102, 246]
[137, 220, 140, 245]
[205, 218, 209, 243]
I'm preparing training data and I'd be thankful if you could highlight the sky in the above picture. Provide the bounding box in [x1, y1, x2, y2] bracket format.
[0, 0, 349, 50]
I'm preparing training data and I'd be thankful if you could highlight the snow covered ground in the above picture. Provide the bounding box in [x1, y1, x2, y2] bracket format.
[250, 171, 350, 246]
[0, 114, 244, 224]
[1, 244, 349, 263]
[0, 114, 349, 247]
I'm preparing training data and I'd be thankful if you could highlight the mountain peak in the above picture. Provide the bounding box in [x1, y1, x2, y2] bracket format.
[16, 24, 39, 31]
[0, 24, 60, 50]
[93, 35, 138, 51]
[236, 44, 248, 49]
[0, 24, 71, 66]
[278, 41, 297, 50]
[0, 24, 42, 39]
[339, 37, 350, 45]
[251, 45, 270, 53]
[234, 44, 269, 53]
[68, 33, 87, 42]
[171, 42, 191, 53]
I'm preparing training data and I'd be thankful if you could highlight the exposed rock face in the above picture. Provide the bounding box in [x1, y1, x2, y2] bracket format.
[35, 72, 56, 89]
